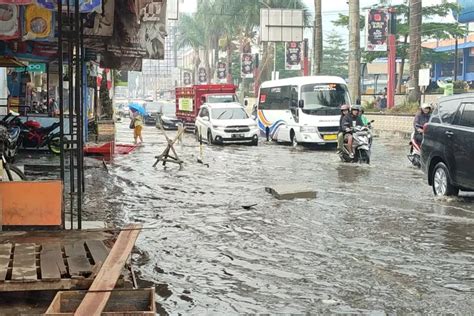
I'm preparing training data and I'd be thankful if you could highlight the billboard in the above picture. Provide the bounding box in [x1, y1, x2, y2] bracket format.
[198, 67, 207, 84]
[285, 41, 302, 70]
[183, 71, 192, 85]
[366, 9, 389, 52]
[216, 62, 226, 81]
[241, 53, 254, 79]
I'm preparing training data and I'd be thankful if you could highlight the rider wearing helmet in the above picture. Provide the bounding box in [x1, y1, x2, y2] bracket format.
[437, 77, 454, 96]
[341, 105, 364, 158]
[337, 104, 350, 152]
[413, 103, 432, 145]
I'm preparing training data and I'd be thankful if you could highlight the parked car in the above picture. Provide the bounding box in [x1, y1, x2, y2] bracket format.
[421, 94, 474, 196]
[195, 103, 259, 146]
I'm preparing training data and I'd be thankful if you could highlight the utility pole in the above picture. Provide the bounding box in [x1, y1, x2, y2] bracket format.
[348, 0, 361, 103]
[408, 0, 422, 103]
[313, 0, 322, 74]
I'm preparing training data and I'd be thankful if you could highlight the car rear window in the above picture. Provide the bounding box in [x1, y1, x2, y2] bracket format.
[458, 103, 474, 127]
[439, 99, 461, 124]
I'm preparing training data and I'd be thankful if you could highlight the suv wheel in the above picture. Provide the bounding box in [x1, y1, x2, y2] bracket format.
[432, 162, 459, 196]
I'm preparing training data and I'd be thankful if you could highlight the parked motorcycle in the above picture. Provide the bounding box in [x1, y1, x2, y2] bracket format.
[339, 124, 373, 164]
[2, 113, 64, 155]
[0, 125, 25, 181]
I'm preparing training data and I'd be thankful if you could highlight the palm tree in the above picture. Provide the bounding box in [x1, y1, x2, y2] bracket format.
[408, 0, 422, 103]
[176, 14, 206, 83]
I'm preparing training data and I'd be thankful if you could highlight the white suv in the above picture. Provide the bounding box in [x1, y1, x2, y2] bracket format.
[195, 103, 259, 146]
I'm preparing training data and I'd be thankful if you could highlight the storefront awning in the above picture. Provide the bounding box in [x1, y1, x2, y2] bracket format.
[0, 56, 27, 67]
[433, 41, 474, 53]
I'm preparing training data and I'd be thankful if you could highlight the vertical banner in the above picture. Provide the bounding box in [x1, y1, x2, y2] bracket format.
[366, 9, 388, 52]
[217, 62, 226, 82]
[183, 71, 192, 85]
[198, 67, 207, 84]
[285, 41, 302, 70]
[241, 53, 254, 79]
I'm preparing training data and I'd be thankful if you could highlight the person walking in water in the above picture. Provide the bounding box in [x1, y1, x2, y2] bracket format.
[130, 109, 144, 144]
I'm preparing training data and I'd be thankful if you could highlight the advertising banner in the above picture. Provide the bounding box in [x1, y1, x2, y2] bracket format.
[241, 53, 254, 79]
[183, 71, 192, 85]
[83, 0, 114, 37]
[136, 0, 167, 60]
[0, 4, 20, 40]
[217, 62, 226, 81]
[24, 4, 53, 40]
[0, 0, 32, 4]
[366, 9, 388, 52]
[178, 98, 193, 111]
[285, 41, 302, 70]
[198, 67, 207, 84]
[35, 0, 102, 13]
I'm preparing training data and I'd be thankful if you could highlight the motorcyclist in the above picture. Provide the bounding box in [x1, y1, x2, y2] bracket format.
[341, 105, 364, 158]
[337, 104, 350, 153]
[413, 103, 432, 145]
[360, 107, 370, 126]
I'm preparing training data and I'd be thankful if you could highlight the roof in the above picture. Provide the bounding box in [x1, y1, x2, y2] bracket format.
[422, 34, 474, 52]
[260, 76, 347, 89]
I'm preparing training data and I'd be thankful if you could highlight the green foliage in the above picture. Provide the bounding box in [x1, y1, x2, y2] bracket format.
[389, 101, 420, 114]
[321, 31, 348, 78]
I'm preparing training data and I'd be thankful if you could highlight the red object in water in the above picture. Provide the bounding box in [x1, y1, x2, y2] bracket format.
[83, 142, 138, 156]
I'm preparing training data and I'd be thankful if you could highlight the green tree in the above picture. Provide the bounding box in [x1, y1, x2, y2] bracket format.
[321, 31, 348, 78]
[333, 1, 465, 94]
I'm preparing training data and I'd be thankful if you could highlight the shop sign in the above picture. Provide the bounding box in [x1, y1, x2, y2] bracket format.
[15, 63, 46, 73]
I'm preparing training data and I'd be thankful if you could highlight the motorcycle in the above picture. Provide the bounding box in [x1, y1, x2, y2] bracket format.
[2, 112, 64, 155]
[407, 124, 423, 168]
[0, 125, 25, 181]
[339, 124, 373, 164]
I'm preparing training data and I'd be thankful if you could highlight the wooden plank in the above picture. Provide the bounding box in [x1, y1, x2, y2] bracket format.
[0, 278, 95, 292]
[0, 243, 12, 281]
[85, 240, 109, 267]
[11, 243, 37, 282]
[74, 224, 142, 316]
[41, 243, 67, 281]
[64, 242, 92, 278]
[265, 184, 317, 200]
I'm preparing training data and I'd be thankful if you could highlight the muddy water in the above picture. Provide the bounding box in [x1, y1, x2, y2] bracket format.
[85, 122, 474, 314]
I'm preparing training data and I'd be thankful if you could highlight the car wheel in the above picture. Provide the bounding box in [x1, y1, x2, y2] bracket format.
[207, 130, 214, 145]
[251, 138, 258, 146]
[432, 162, 459, 196]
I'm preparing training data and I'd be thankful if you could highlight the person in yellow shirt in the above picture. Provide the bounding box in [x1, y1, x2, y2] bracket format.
[437, 78, 454, 96]
[131, 109, 144, 144]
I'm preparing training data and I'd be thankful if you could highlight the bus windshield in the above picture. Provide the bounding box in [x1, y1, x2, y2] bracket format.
[301, 83, 350, 115]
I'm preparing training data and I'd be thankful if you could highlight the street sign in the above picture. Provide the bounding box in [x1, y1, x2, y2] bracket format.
[366, 9, 389, 52]
[15, 63, 46, 73]
[260, 9, 304, 42]
[419, 68, 430, 87]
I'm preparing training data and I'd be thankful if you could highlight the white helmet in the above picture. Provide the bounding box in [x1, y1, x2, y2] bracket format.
[421, 103, 432, 110]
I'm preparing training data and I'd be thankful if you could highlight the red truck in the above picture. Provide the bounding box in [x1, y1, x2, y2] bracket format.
[175, 84, 237, 130]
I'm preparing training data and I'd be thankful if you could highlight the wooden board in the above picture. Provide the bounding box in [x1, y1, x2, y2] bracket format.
[0, 243, 12, 281]
[41, 243, 67, 281]
[11, 243, 37, 282]
[74, 224, 142, 315]
[64, 242, 91, 278]
[265, 185, 317, 200]
[85, 240, 109, 267]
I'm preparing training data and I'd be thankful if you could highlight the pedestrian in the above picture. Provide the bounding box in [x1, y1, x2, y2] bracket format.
[437, 78, 454, 96]
[130, 109, 143, 144]
[379, 90, 387, 112]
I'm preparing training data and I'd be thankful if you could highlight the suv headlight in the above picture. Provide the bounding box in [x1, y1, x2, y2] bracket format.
[300, 126, 317, 133]
[212, 125, 226, 130]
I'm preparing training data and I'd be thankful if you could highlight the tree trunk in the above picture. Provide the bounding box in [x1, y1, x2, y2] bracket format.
[226, 39, 232, 84]
[348, 0, 360, 103]
[193, 48, 201, 85]
[397, 35, 408, 93]
[408, 0, 422, 103]
[313, 0, 322, 74]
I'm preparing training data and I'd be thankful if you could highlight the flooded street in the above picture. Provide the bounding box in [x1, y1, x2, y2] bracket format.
[84, 122, 474, 314]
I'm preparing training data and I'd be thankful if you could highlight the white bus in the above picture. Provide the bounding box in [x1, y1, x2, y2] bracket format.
[256, 76, 351, 145]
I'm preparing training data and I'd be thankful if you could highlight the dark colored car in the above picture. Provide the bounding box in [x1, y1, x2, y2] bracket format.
[421, 94, 474, 196]
[144, 114, 158, 126]
[159, 114, 182, 130]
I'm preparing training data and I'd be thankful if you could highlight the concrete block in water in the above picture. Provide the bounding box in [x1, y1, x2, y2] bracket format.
[265, 185, 317, 200]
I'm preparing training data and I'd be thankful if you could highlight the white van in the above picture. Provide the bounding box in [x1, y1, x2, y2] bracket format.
[257, 76, 351, 145]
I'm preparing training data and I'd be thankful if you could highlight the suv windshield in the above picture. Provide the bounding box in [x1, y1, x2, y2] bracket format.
[301, 83, 350, 115]
[207, 94, 237, 103]
[211, 107, 248, 120]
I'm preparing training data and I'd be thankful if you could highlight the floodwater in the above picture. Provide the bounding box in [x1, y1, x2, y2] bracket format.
[84, 122, 474, 314]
